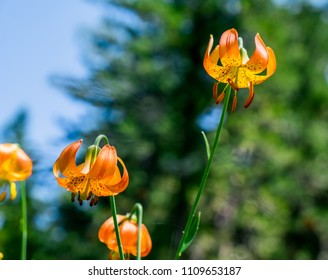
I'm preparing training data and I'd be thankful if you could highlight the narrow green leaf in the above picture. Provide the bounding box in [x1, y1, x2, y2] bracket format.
[180, 211, 201, 255]
[201, 131, 210, 160]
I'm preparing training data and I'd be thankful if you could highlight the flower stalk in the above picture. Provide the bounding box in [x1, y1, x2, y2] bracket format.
[175, 86, 232, 259]
[109, 196, 125, 260]
[20, 181, 27, 260]
[127, 203, 143, 260]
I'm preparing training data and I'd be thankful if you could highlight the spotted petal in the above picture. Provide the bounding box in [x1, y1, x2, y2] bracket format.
[219, 28, 241, 67]
[53, 139, 83, 178]
[247, 47, 276, 85]
[245, 33, 269, 74]
[203, 35, 235, 82]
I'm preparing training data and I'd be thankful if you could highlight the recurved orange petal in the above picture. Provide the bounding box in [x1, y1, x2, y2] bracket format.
[247, 47, 276, 85]
[203, 35, 225, 77]
[203, 35, 235, 83]
[103, 158, 129, 194]
[245, 33, 269, 74]
[53, 140, 83, 178]
[88, 145, 117, 179]
[219, 28, 241, 67]
[265, 47, 277, 77]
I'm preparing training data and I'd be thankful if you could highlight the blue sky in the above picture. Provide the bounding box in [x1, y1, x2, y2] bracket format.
[1, 0, 328, 162]
[0, 0, 102, 153]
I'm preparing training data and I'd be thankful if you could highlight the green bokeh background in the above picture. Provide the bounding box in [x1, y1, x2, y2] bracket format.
[1, 0, 328, 260]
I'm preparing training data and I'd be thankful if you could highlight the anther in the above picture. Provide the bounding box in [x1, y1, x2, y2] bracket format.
[86, 192, 92, 201]
[213, 82, 219, 100]
[232, 94, 237, 112]
[0, 192, 7, 202]
[71, 193, 75, 203]
[227, 78, 239, 91]
[216, 92, 225, 104]
[244, 81, 255, 108]
[77, 192, 83, 206]
[93, 197, 100, 206]
[89, 197, 95, 207]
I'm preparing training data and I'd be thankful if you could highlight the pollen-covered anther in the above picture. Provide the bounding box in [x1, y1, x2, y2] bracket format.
[77, 192, 83, 206]
[232, 94, 237, 112]
[216, 92, 225, 104]
[227, 78, 239, 91]
[244, 81, 255, 108]
[213, 82, 219, 100]
[0, 191, 7, 202]
[90, 196, 100, 207]
[86, 191, 92, 201]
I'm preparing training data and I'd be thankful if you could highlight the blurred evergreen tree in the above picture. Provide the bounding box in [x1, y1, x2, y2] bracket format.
[53, 0, 240, 260]
[47, 0, 328, 260]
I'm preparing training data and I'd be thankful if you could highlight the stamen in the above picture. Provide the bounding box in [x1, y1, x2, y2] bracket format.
[213, 82, 219, 100]
[86, 191, 92, 201]
[227, 78, 239, 91]
[232, 93, 237, 112]
[77, 192, 83, 206]
[71, 193, 75, 203]
[216, 92, 225, 104]
[0, 192, 7, 202]
[89, 195, 100, 207]
[9, 181, 17, 200]
[93, 197, 100, 206]
[89, 198, 95, 207]
[244, 81, 255, 108]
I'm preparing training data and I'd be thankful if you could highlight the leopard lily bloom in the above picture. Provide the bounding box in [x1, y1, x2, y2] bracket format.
[98, 214, 152, 259]
[53, 139, 129, 206]
[203, 28, 276, 111]
[0, 143, 32, 201]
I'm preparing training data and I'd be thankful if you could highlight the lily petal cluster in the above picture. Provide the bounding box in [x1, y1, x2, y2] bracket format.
[53, 139, 129, 206]
[0, 143, 32, 201]
[98, 214, 152, 258]
[203, 28, 276, 111]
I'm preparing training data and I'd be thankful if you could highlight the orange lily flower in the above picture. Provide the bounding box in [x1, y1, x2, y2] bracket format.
[0, 143, 32, 201]
[53, 139, 129, 206]
[98, 214, 152, 258]
[203, 28, 276, 111]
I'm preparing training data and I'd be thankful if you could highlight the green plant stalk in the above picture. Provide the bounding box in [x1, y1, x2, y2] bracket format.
[175, 86, 232, 259]
[109, 196, 125, 260]
[94, 134, 109, 147]
[94, 135, 124, 259]
[20, 181, 27, 260]
[128, 203, 143, 260]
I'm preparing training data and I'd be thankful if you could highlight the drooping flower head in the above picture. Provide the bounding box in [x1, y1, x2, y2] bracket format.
[0, 143, 32, 201]
[203, 28, 276, 111]
[98, 214, 152, 259]
[53, 137, 129, 206]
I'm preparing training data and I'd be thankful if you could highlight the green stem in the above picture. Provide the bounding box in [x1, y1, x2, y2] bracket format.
[94, 134, 109, 147]
[109, 196, 125, 260]
[128, 203, 143, 260]
[175, 86, 232, 259]
[20, 181, 27, 260]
